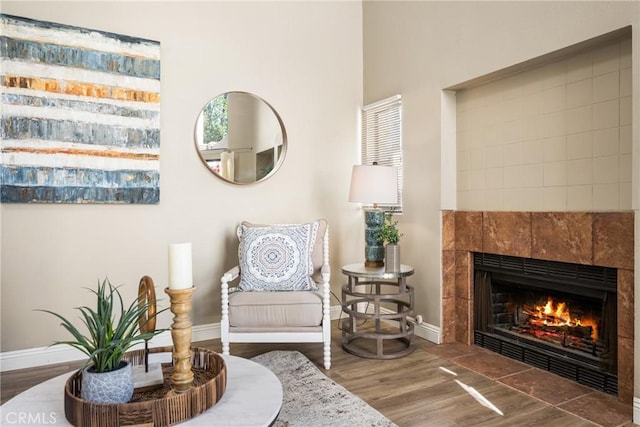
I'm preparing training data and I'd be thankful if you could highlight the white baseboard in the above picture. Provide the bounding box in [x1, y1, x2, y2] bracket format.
[375, 306, 441, 343]
[415, 321, 442, 344]
[0, 305, 439, 372]
[634, 397, 640, 424]
[0, 323, 221, 372]
[1, 307, 344, 372]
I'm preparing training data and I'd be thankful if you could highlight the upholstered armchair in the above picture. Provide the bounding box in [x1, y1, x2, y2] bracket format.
[220, 219, 331, 369]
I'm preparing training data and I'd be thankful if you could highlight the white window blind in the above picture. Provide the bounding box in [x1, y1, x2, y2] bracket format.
[361, 94, 403, 211]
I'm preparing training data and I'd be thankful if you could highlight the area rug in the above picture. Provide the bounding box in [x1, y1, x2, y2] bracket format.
[251, 351, 397, 427]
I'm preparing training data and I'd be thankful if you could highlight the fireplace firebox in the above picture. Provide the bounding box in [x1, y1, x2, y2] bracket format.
[473, 253, 618, 396]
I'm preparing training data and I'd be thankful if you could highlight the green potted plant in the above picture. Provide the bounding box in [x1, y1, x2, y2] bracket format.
[38, 278, 165, 404]
[377, 212, 402, 245]
[377, 212, 403, 272]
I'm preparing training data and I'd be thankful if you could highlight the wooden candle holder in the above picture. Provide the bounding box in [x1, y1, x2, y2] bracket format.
[164, 286, 195, 393]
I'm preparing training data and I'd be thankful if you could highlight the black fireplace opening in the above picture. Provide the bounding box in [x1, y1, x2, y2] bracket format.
[473, 253, 618, 396]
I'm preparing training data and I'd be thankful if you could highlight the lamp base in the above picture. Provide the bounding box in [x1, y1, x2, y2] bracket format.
[364, 208, 385, 267]
[365, 260, 384, 268]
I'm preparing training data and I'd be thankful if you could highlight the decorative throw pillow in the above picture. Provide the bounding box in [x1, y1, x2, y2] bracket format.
[238, 222, 319, 291]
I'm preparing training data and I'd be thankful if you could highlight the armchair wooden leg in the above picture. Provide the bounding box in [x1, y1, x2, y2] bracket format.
[323, 342, 331, 369]
[222, 342, 230, 355]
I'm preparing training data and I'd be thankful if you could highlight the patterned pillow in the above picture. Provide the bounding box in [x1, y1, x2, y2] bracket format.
[238, 222, 319, 291]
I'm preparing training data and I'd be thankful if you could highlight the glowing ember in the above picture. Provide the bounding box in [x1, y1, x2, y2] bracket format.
[528, 297, 598, 341]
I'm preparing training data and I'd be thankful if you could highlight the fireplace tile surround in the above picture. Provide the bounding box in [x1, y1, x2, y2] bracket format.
[441, 210, 634, 405]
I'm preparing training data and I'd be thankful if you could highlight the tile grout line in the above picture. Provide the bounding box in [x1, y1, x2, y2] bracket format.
[447, 359, 607, 426]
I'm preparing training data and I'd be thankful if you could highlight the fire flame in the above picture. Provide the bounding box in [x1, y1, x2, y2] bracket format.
[530, 297, 598, 341]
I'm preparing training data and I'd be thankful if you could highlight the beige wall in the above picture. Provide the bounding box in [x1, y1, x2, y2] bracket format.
[0, 1, 364, 351]
[456, 36, 632, 211]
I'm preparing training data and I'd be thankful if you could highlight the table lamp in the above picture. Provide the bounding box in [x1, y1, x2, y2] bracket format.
[348, 163, 398, 267]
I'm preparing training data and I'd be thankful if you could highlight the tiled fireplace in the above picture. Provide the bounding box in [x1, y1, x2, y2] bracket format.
[441, 210, 634, 404]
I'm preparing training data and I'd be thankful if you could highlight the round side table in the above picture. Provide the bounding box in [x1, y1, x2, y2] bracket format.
[341, 263, 415, 359]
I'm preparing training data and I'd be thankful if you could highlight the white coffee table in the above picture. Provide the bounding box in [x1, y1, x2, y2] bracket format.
[1, 354, 282, 427]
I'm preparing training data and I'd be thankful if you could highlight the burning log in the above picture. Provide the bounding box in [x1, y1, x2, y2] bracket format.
[520, 306, 594, 339]
[522, 306, 543, 318]
[542, 324, 593, 339]
[508, 324, 602, 354]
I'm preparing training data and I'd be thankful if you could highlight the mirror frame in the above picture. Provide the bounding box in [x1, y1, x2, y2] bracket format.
[194, 91, 287, 185]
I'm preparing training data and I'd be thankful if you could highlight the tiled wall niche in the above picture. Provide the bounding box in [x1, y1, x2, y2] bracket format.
[441, 210, 634, 404]
[456, 35, 632, 211]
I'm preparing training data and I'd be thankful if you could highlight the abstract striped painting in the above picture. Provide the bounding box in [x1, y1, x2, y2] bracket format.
[0, 14, 160, 204]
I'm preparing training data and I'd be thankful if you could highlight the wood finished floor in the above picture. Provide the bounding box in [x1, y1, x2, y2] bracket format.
[1, 321, 633, 427]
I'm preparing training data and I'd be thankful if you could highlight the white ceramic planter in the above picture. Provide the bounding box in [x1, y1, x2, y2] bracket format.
[385, 244, 401, 273]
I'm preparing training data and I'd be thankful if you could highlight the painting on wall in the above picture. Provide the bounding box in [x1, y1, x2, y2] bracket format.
[0, 14, 161, 204]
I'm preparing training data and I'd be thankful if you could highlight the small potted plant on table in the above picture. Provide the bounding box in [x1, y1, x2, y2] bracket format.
[39, 278, 165, 404]
[377, 212, 403, 272]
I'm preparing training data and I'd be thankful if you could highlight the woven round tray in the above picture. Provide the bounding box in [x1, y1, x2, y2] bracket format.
[64, 346, 227, 427]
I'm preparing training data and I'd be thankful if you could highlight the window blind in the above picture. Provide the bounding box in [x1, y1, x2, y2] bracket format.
[361, 94, 403, 211]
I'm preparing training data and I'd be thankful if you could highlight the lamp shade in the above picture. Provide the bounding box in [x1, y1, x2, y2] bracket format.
[348, 164, 398, 206]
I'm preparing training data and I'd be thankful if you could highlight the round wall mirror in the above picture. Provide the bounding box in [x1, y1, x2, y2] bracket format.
[194, 92, 287, 184]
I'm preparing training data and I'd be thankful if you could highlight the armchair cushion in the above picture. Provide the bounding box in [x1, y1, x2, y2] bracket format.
[228, 290, 323, 327]
[238, 221, 320, 291]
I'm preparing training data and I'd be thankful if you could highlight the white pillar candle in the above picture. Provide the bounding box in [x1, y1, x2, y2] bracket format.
[168, 242, 193, 290]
